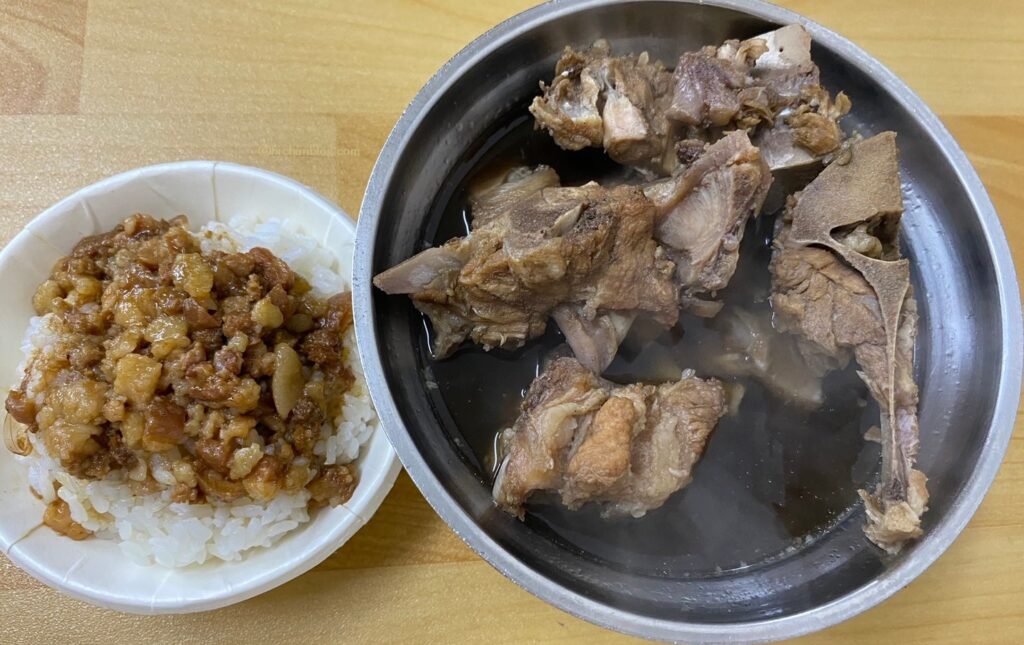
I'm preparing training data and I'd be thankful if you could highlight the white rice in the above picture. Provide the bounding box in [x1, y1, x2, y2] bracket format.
[14, 215, 376, 568]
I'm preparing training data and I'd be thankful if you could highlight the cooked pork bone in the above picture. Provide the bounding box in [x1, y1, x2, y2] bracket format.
[531, 25, 849, 177]
[468, 165, 563, 227]
[458, 133, 767, 370]
[380, 132, 765, 370]
[493, 357, 726, 518]
[770, 132, 927, 553]
[671, 24, 848, 166]
[529, 40, 676, 175]
[373, 167, 679, 358]
[643, 131, 772, 314]
[551, 306, 636, 374]
[560, 132, 772, 364]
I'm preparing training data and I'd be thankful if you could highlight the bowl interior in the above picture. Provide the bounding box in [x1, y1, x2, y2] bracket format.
[364, 0, 1009, 626]
[0, 162, 400, 613]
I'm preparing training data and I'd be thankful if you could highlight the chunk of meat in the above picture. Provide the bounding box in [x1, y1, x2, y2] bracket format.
[43, 499, 92, 540]
[371, 246, 468, 296]
[493, 358, 608, 512]
[862, 466, 928, 552]
[593, 370, 727, 517]
[212, 346, 243, 375]
[42, 421, 103, 470]
[374, 168, 679, 358]
[142, 397, 187, 449]
[529, 46, 606, 151]
[288, 396, 326, 457]
[530, 40, 677, 175]
[248, 247, 294, 291]
[5, 388, 35, 425]
[757, 86, 850, 171]
[551, 306, 635, 374]
[171, 253, 215, 300]
[563, 390, 644, 505]
[770, 132, 926, 553]
[113, 353, 162, 406]
[469, 166, 562, 228]
[196, 468, 246, 502]
[548, 133, 770, 368]
[42, 379, 107, 425]
[243, 455, 285, 501]
[749, 44, 850, 208]
[229, 444, 264, 480]
[532, 26, 849, 178]
[195, 437, 232, 474]
[741, 23, 818, 95]
[182, 361, 260, 411]
[182, 296, 218, 327]
[753, 123, 819, 174]
[667, 50, 749, 127]
[669, 25, 843, 146]
[493, 357, 726, 518]
[307, 464, 358, 508]
[643, 131, 772, 313]
[299, 293, 353, 372]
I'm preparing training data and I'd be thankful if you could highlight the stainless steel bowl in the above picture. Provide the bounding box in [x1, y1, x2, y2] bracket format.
[354, 0, 1023, 641]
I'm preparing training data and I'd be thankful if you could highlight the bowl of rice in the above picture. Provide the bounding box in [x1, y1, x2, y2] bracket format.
[0, 161, 401, 613]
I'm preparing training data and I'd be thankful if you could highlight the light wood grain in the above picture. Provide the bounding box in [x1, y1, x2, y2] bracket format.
[0, 0, 86, 114]
[77, 0, 538, 116]
[0, 1, 1021, 643]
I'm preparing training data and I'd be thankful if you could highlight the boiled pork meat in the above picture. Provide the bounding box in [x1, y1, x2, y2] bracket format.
[374, 167, 679, 359]
[493, 357, 726, 517]
[770, 132, 927, 553]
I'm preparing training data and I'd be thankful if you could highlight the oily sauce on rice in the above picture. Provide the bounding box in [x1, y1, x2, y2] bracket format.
[416, 114, 882, 576]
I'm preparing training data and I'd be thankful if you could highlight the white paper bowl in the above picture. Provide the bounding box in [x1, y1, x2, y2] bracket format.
[0, 161, 401, 614]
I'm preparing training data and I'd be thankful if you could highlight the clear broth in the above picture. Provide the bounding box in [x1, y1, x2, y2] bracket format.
[416, 112, 881, 577]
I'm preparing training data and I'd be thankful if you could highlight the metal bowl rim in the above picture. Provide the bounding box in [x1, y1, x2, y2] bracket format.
[354, 0, 1024, 641]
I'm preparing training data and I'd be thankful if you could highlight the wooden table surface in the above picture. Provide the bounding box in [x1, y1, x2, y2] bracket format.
[1, 1, 1021, 643]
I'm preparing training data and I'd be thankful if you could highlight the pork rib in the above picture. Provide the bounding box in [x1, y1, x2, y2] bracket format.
[770, 132, 927, 553]
[644, 131, 773, 315]
[493, 357, 726, 517]
[530, 40, 676, 175]
[374, 167, 679, 359]
[531, 25, 849, 178]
